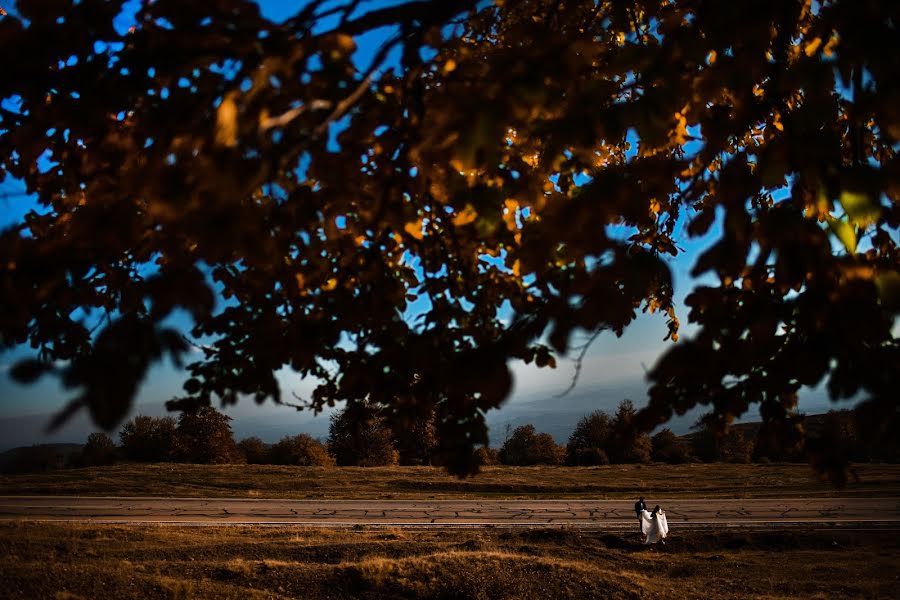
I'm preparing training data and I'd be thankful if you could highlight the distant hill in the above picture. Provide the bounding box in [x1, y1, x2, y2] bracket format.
[486, 383, 842, 446]
[680, 412, 839, 446]
[0, 443, 83, 473]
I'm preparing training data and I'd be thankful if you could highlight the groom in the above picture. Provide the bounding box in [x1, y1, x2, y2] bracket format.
[634, 497, 646, 522]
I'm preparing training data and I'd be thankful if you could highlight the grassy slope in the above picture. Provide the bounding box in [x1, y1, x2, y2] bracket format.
[2, 463, 900, 499]
[1, 522, 897, 599]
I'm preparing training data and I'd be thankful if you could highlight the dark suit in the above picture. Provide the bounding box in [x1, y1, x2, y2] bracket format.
[634, 499, 646, 519]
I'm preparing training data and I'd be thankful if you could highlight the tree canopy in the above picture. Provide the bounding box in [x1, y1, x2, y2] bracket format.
[1, 0, 897, 478]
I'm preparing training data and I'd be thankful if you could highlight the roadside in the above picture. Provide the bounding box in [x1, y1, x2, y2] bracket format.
[2, 463, 899, 500]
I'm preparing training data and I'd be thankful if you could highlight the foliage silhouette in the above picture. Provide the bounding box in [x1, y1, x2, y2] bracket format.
[609, 399, 652, 464]
[1, 0, 898, 479]
[392, 411, 438, 466]
[327, 404, 398, 467]
[119, 415, 180, 463]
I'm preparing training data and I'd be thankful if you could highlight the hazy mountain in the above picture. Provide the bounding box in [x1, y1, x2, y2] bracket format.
[0, 443, 83, 473]
[485, 382, 703, 446]
[0, 379, 848, 452]
[485, 381, 846, 446]
[0, 403, 334, 452]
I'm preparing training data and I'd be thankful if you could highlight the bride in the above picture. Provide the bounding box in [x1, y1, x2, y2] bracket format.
[640, 505, 669, 545]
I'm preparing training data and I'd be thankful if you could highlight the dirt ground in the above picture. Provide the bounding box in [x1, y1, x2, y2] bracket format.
[1, 522, 897, 599]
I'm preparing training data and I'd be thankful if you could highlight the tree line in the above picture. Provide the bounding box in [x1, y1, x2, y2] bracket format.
[5, 401, 895, 474]
[497, 401, 898, 472]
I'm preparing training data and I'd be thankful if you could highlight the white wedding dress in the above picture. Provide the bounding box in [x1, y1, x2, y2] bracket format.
[640, 510, 669, 544]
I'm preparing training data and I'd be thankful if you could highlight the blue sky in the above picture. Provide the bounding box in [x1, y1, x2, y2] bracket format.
[0, 0, 860, 446]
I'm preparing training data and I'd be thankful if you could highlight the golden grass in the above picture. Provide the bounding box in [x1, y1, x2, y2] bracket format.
[2, 462, 899, 499]
[1, 522, 897, 599]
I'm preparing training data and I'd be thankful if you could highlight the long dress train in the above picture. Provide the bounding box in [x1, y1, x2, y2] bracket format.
[639, 510, 669, 544]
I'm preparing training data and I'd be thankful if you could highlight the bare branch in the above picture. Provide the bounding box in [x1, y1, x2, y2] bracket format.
[555, 329, 604, 398]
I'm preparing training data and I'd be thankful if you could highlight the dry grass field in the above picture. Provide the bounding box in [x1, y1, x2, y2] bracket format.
[3, 463, 900, 499]
[1, 522, 897, 599]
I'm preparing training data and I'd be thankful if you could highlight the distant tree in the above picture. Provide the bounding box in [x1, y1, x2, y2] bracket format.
[175, 406, 242, 464]
[119, 415, 179, 462]
[804, 411, 856, 485]
[499, 425, 564, 466]
[473, 446, 500, 466]
[689, 414, 753, 464]
[327, 405, 398, 467]
[237, 437, 270, 465]
[609, 400, 652, 464]
[721, 429, 754, 464]
[79, 432, 117, 467]
[753, 425, 804, 463]
[650, 428, 692, 464]
[688, 417, 719, 463]
[270, 434, 335, 467]
[566, 411, 613, 466]
[851, 405, 900, 463]
[392, 412, 438, 466]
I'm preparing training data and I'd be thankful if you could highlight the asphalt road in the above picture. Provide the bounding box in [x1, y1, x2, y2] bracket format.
[1, 496, 898, 527]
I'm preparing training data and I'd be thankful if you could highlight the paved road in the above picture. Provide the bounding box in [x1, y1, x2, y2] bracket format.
[1, 496, 898, 527]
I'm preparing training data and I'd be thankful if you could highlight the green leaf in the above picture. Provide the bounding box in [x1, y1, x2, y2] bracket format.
[875, 271, 900, 313]
[839, 190, 880, 227]
[827, 217, 856, 254]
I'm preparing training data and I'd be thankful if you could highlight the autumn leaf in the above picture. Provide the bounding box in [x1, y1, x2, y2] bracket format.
[404, 219, 425, 240]
[453, 204, 478, 226]
[215, 93, 239, 147]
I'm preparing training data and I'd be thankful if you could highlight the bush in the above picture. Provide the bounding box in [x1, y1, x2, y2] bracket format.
[721, 429, 754, 464]
[499, 425, 564, 466]
[565, 411, 612, 466]
[689, 416, 754, 464]
[564, 402, 653, 464]
[237, 437, 270, 464]
[473, 446, 500, 466]
[608, 400, 652, 464]
[119, 415, 179, 462]
[689, 426, 718, 463]
[270, 434, 335, 466]
[753, 417, 805, 463]
[392, 413, 437, 466]
[570, 447, 609, 466]
[79, 432, 117, 467]
[651, 428, 692, 464]
[619, 435, 652, 464]
[327, 404, 398, 467]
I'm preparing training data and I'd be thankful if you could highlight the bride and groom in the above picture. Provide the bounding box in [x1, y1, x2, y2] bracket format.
[634, 497, 668, 545]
